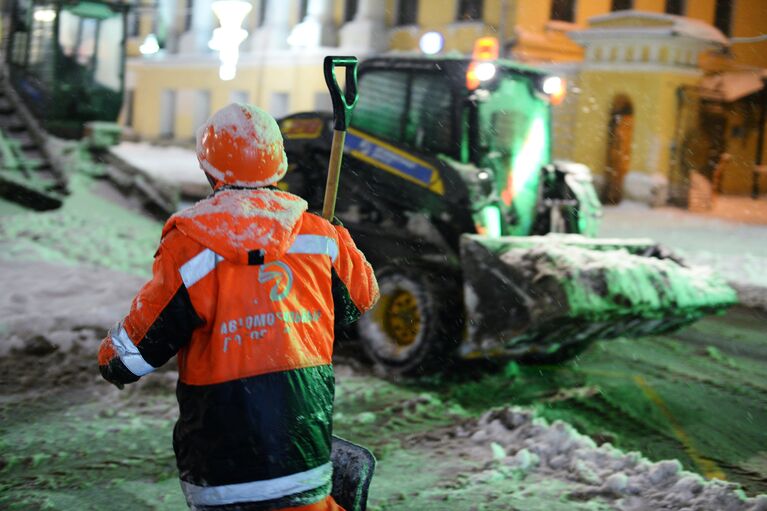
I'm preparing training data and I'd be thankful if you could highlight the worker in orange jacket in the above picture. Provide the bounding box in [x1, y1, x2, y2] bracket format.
[98, 103, 379, 511]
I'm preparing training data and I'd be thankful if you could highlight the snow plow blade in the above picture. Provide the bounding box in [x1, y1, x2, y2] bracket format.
[459, 234, 738, 360]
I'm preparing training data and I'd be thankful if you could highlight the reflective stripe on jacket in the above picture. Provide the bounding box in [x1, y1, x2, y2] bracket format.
[97, 188, 379, 510]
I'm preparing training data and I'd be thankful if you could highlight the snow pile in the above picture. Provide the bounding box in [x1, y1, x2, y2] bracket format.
[458, 408, 767, 510]
[0, 260, 149, 390]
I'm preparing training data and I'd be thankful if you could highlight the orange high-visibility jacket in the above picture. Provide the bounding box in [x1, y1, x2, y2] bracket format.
[98, 187, 379, 510]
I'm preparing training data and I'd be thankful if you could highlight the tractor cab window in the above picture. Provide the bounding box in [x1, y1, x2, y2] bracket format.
[57, 4, 124, 92]
[9, 0, 33, 67]
[351, 70, 408, 143]
[404, 73, 453, 154]
[27, 4, 57, 82]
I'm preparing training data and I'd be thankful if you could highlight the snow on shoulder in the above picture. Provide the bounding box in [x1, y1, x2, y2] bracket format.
[168, 188, 308, 264]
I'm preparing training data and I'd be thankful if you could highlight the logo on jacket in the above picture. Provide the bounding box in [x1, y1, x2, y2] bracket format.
[258, 261, 293, 301]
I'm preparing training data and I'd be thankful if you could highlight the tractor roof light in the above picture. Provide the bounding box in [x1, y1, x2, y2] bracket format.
[33, 8, 57, 22]
[542, 76, 567, 105]
[472, 37, 499, 61]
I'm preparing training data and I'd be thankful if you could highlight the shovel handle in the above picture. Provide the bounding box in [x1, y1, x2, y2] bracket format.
[323, 56, 359, 131]
[322, 56, 359, 221]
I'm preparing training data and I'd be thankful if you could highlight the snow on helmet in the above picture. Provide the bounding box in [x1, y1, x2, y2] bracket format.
[196, 103, 288, 188]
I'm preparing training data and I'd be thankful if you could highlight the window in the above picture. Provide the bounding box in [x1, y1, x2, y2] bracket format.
[396, 0, 417, 26]
[258, 0, 267, 26]
[160, 90, 176, 138]
[298, 0, 308, 21]
[127, 10, 140, 37]
[28, 7, 56, 82]
[230, 90, 249, 104]
[611, 0, 632, 11]
[184, 0, 193, 31]
[550, 0, 575, 22]
[124, 90, 134, 127]
[344, 0, 358, 22]
[405, 74, 453, 153]
[193, 91, 211, 134]
[314, 91, 332, 111]
[351, 71, 408, 142]
[714, 0, 732, 37]
[457, 0, 482, 21]
[57, 9, 124, 91]
[664, 0, 684, 15]
[9, 0, 31, 67]
[270, 92, 290, 119]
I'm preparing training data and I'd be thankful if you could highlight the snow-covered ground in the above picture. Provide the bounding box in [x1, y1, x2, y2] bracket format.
[601, 200, 767, 310]
[0, 260, 141, 358]
[1, 249, 764, 509]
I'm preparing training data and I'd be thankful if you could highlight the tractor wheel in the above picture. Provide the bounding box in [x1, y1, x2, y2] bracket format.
[358, 265, 461, 376]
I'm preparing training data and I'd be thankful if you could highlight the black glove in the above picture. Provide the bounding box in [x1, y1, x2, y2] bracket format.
[100, 362, 136, 390]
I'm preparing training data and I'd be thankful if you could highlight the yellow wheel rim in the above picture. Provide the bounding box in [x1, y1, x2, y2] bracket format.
[383, 290, 421, 347]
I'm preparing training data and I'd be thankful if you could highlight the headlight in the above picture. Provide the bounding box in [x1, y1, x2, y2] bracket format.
[475, 63, 496, 82]
[541, 76, 566, 105]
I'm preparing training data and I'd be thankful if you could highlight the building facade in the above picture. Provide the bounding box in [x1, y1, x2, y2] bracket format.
[125, 0, 767, 202]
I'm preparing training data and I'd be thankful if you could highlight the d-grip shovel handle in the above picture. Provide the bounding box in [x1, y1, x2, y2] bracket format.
[323, 56, 359, 131]
[322, 56, 359, 220]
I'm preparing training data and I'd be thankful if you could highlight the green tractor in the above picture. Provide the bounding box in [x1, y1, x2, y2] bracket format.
[1, 0, 178, 216]
[279, 54, 736, 374]
[4, 0, 128, 139]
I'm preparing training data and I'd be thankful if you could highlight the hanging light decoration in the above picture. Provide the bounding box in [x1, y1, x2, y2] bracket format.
[209, 0, 252, 81]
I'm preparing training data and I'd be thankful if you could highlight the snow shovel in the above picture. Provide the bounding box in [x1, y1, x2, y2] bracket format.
[321, 56, 359, 221]
[330, 435, 376, 511]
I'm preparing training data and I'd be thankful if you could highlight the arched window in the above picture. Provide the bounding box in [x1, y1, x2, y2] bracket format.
[550, 0, 575, 22]
[714, 0, 733, 37]
[611, 0, 632, 11]
[396, 0, 418, 26]
[457, 0, 482, 22]
[665, 0, 684, 15]
[344, 0, 358, 22]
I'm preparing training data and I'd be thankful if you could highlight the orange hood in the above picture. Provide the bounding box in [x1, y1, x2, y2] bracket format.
[163, 188, 308, 265]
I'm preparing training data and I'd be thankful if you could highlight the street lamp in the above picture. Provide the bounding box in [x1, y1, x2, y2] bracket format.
[209, 0, 252, 81]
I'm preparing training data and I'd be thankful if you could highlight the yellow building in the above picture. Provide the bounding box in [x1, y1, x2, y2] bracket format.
[125, 0, 767, 202]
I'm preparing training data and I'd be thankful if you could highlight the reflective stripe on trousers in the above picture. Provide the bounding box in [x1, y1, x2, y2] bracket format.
[181, 462, 333, 507]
